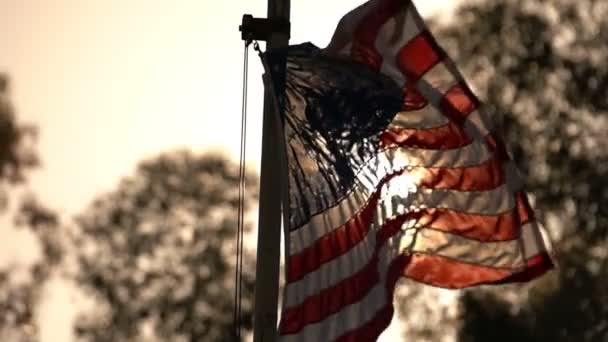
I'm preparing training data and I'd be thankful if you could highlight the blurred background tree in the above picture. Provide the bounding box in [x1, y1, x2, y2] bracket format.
[0, 74, 38, 207]
[0, 74, 62, 342]
[71, 150, 258, 342]
[398, 0, 608, 340]
[2, 72, 259, 342]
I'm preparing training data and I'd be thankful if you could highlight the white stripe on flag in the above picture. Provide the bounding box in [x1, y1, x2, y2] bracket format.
[390, 106, 450, 129]
[463, 108, 493, 139]
[417, 62, 460, 104]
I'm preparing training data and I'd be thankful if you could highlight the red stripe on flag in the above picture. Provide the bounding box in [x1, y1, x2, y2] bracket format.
[412, 191, 534, 241]
[281, 217, 408, 335]
[380, 121, 471, 149]
[414, 158, 504, 191]
[287, 192, 380, 283]
[397, 30, 444, 81]
[405, 252, 554, 288]
[402, 82, 428, 110]
[440, 83, 480, 125]
[333, 252, 553, 342]
[334, 254, 410, 342]
[280, 254, 381, 334]
[404, 253, 512, 288]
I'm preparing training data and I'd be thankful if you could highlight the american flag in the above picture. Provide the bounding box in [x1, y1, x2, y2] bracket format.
[266, 0, 554, 340]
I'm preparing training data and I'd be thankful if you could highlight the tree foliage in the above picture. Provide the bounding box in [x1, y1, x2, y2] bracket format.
[397, 0, 608, 340]
[0, 74, 38, 208]
[0, 74, 59, 342]
[72, 150, 257, 342]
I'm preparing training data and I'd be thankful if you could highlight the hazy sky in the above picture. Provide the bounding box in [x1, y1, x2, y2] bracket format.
[0, 1, 460, 340]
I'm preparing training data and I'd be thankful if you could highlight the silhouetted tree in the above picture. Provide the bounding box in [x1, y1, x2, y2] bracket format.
[0, 74, 38, 208]
[398, 0, 608, 341]
[1, 198, 61, 342]
[0, 74, 60, 342]
[72, 150, 257, 342]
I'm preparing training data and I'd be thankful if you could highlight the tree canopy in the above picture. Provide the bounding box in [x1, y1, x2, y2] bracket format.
[0, 74, 59, 342]
[0, 74, 38, 207]
[72, 150, 257, 342]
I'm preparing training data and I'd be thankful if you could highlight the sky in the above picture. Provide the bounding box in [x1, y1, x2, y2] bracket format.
[0, 0, 461, 340]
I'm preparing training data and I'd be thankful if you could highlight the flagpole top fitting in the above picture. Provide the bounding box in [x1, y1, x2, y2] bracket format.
[239, 14, 290, 44]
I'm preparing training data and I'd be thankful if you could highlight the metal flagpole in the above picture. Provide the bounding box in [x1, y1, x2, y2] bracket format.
[239, 0, 290, 341]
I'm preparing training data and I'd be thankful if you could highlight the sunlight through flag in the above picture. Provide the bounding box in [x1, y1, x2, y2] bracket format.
[263, 1, 554, 340]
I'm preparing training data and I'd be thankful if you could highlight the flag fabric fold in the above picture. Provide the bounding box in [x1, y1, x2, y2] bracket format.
[265, 1, 554, 340]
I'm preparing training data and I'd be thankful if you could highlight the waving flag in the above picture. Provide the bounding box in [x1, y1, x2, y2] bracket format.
[266, 0, 554, 340]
